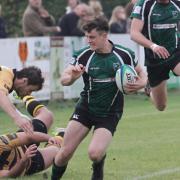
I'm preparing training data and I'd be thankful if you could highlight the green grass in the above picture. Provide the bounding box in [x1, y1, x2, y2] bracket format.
[1, 91, 180, 180]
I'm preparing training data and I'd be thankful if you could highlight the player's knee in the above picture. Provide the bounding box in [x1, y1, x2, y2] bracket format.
[88, 148, 104, 162]
[46, 110, 54, 125]
[156, 103, 166, 111]
[38, 108, 54, 127]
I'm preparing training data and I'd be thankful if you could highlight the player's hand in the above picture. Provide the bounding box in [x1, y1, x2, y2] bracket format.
[72, 64, 85, 79]
[150, 44, 170, 59]
[22, 144, 37, 161]
[15, 117, 33, 135]
[124, 76, 146, 93]
[48, 136, 63, 146]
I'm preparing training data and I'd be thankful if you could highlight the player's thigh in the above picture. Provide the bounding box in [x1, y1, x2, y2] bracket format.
[62, 120, 90, 153]
[38, 146, 59, 169]
[88, 128, 112, 156]
[151, 80, 167, 105]
[172, 62, 180, 75]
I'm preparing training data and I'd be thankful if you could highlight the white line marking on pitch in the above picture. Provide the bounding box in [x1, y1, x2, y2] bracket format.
[132, 167, 180, 180]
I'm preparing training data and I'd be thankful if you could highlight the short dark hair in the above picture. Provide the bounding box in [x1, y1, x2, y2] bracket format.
[16, 66, 44, 90]
[82, 16, 109, 33]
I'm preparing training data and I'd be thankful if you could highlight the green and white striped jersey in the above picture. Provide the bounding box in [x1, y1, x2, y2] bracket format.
[70, 41, 137, 117]
[131, 0, 180, 66]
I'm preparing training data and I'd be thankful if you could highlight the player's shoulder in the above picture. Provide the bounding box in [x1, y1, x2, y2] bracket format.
[0, 66, 13, 76]
[73, 46, 93, 59]
[131, 0, 156, 18]
[114, 44, 135, 57]
[171, 0, 180, 6]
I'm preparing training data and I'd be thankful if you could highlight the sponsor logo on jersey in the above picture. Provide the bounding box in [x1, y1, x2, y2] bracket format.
[152, 13, 161, 16]
[113, 63, 120, 71]
[89, 67, 100, 70]
[153, 23, 176, 29]
[172, 11, 178, 18]
[133, 6, 141, 14]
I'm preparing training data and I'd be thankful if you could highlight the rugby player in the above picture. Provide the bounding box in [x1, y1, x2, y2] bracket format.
[51, 16, 147, 180]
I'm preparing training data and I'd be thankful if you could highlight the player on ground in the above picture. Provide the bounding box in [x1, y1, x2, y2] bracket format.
[0, 129, 65, 178]
[0, 65, 44, 134]
[51, 16, 147, 180]
[0, 95, 64, 178]
[130, 0, 180, 111]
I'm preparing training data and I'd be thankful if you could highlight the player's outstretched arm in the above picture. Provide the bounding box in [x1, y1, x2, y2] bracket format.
[0, 91, 33, 135]
[60, 64, 85, 86]
[16, 131, 51, 146]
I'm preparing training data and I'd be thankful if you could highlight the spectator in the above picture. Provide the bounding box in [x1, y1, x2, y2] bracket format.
[66, 0, 81, 14]
[0, 5, 7, 38]
[109, 6, 128, 34]
[57, 3, 93, 36]
[88, 0, 104, 17]
[77, 6, 94, 32]
[22, 0, 60, 37]
[125, 0, 138, 17]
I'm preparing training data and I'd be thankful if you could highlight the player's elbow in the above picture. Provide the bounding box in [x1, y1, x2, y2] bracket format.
[60, 77, 73, 86]
[39, 108, 54, 126]
[130, 31, 136, 41]
[46, 110, 54, 125]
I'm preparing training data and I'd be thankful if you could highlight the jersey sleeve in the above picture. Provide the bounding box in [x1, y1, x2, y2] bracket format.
[0, 66, 14, 95]
[70, 46, 90, 66]
[130, 0, 145, 20]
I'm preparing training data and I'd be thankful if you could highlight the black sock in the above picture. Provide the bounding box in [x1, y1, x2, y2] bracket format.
[91, 155, 106, 180]
[51, 161, 67, 180]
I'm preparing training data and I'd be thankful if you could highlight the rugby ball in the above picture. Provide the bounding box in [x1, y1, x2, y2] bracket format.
[115, 64, 137, 94]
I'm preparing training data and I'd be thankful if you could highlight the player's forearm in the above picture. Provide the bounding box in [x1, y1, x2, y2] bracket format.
[130, 30, 154, 49]
[7, 158, 28, 178]
[17, 132, 51, 146]
[138, 70, 147, 86]
[31, 132, 51, 142]
[0, 91, 22, 122]
[60, 72, 76, 86]
[135, 65, 147, 87]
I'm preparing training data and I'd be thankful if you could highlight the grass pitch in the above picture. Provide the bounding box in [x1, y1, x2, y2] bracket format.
[1, 90, 180, 180]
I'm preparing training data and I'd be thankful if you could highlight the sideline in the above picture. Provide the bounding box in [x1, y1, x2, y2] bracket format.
[132, 167, 180, 180]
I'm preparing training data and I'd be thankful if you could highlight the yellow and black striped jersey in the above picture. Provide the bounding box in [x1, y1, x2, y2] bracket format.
[0, 66, 14, 95]
[0, 133, 30, 176]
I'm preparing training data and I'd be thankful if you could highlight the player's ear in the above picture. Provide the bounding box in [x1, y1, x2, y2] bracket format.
[22, 77, 28, 85]
[102, 32, 108, 38]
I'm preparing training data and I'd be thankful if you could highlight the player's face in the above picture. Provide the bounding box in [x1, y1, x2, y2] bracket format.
[85, 29, 108, 52]
[14, 78, 39, 97]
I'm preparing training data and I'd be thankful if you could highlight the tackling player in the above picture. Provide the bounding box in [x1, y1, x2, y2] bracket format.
[0, 95, 64, 178]
[0, 65, 44, 134]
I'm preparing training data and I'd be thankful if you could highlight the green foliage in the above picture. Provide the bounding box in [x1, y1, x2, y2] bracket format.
[0, 0, 129, 37]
